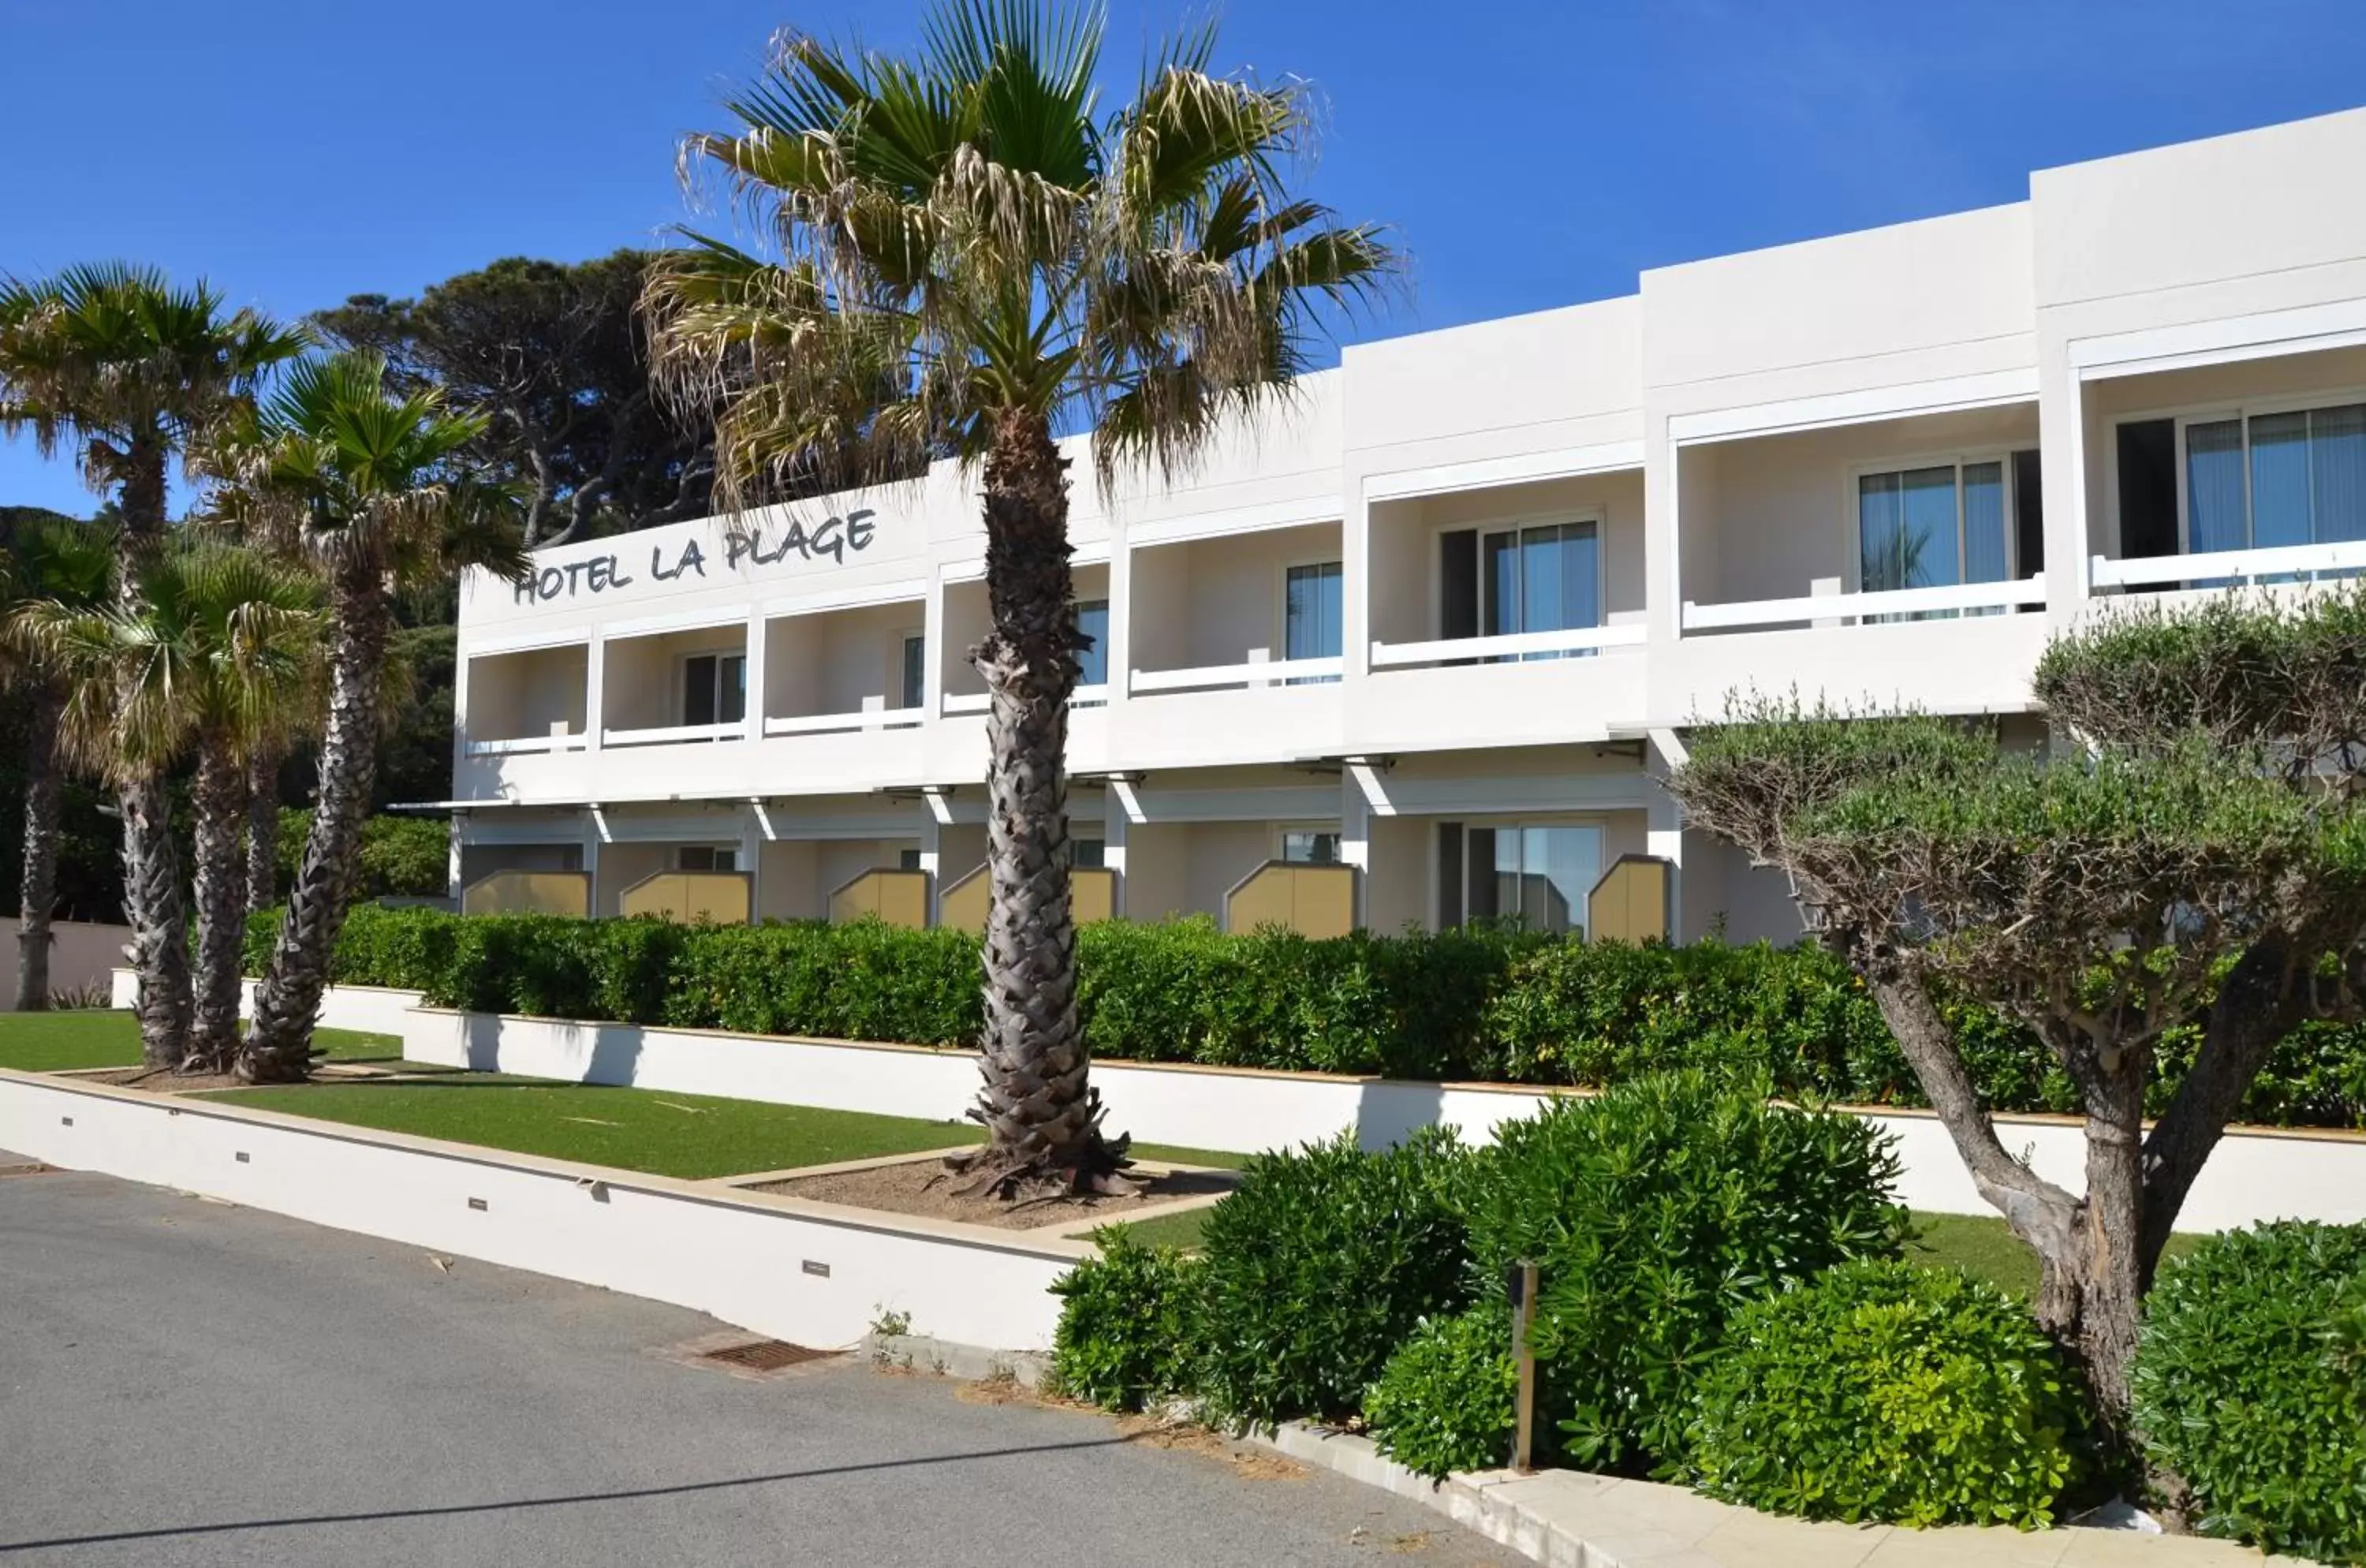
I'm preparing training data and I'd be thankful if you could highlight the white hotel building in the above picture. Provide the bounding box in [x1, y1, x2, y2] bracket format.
[439, 108, 2366, 945]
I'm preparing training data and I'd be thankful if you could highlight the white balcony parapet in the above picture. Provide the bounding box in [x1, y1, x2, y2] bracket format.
[2092, 542, 2366, 591]
[763, 707, 925, 737]
[1370, 623, 1645, 667]
[601, 721, 745, 748]
[464, 734, 591, 757]
[941, 684, 1109, 716]
[1681, 573, 2047, 632]
[1130, 655, 1343, 693]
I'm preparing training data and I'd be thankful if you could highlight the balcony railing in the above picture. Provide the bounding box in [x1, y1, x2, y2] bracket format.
[601, 721, 745, 748]
[1130, 655, 1342, 693]
[2092, 541, 2366, 591]
[941, 684, 1109, 715]
[464, 733, 591, 758]
[1369, 622, 1644, 667]
[762, 706, 924, 737]
[1681, 573, 2047, 633]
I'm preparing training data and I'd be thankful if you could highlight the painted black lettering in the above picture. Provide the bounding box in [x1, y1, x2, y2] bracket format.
[537, 566, 564, 601]
[845, 509, 875, 553]
[724, 532, 756, 570]
[562, 559, 592, 596]
[810, 516, 845, 562]
[677, 539, 707, 577]
[651, 544, 677, 581]
[774, 521, 810, 561]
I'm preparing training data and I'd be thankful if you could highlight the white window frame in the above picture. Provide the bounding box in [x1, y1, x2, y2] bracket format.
[2107, 386, 2366, 559]
[676, 844, 739, 873]
[1423, 506, 1610, 641]
[1437, 813, 1611, 936]
[674, 647, 748, 730]
[1274, 822, 1345, 865]
[1840, 448, 2020, 595]
[895, 627, 927, 712]
[1275, 554, 1345, 683]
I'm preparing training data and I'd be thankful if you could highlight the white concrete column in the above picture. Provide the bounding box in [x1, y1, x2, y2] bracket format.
[1339, 771, 1373, 931]
[743, 612, 767, 741]
[1103, 784, 1135, 917]
[738, 805, 764, 923]
[445, 816, 464, 902]
[1647, 729, 1688, 941]
[584, 631, 607, 752]
[449, 641, 473, 792]
[1106, 528, 1133, 707]
[917, 801, 946, 926]
[922, 568, 948, 719]
[581, 808, 605, 916]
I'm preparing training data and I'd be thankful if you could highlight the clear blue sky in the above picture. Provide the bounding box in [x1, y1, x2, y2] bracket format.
[6, 0, 2363, 515]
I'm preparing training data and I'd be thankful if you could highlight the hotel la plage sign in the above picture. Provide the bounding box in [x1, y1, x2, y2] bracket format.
[510, 507, 881, 607]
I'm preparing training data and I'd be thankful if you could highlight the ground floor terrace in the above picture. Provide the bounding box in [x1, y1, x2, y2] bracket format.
[446, 745, 1807, 944]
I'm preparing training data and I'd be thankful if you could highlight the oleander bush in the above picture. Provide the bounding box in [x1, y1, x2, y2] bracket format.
[1049, 1228, 1204, 1413]
[1463, 1071, 1910, 1473]
[1363, 1308, 1517, 1480]
[2132, 1221, 2366, 1564]
[1688, 1260, 2090, 1529]
[1192, 1128, 1473, 1427]
[241, 902, 2366, 1127]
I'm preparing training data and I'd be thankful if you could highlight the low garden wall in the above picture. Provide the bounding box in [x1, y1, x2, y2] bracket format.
[406, 997, 2366, 1231]
[0, 1065, 1078, 1352]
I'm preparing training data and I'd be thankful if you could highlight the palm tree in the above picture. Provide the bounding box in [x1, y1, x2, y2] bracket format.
[0, 513, 114, 1010]
[207, 350, 526, 1083]
[0, 265, 304, 1065]
[644, 1, 1394, 1196]
[19, 543, 324, 1070]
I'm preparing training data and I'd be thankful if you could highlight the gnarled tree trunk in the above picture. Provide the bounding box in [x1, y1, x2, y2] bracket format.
[946, 410, 1130, 1198]
[187, 739, 250, 1073]
[241, 569, 390, 1084]
[13, 682, 64, 1011]
[246, 740, 282, 916]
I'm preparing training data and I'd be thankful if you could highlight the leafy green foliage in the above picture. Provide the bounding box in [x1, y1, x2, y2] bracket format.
[2133, 1222, 2366, 1564]
[1363, 1309, 1517, 1480]
[1050, 1228, 1204, 1413]
[1465, 1072, 1909, 1473]
[245, 904, 2366, 1127]
[277, 809, 450, 900]
[1193, 1129, 1473, 1427]
[1688, 1260, 2089, 1528]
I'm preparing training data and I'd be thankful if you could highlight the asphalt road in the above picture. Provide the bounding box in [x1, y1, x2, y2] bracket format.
[0, 1156, 1503, 1567]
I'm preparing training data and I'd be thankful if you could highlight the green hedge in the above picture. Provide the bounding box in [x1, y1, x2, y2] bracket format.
[245, 903, 2366, 1126]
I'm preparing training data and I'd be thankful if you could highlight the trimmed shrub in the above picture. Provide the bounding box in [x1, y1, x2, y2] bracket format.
[1688, 1260, 2089, 1529]
[1465, 1070, 1909, 1473]
[245, 903, 2366, 1129]
[1050, 1228, 1204, 1413]
[2133, 1221, 2366, 1564]
[1193, 1129, 1473, 1427]
[1364, 1309, 1517, 1480]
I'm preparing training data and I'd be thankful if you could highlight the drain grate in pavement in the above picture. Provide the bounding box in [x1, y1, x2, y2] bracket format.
[698, 1338, 833, 1373]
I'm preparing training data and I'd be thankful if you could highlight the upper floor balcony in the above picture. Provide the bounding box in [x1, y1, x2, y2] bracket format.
[1663, 399, 2052, 720]
[2082, 340, 2366, 608]
[1353, 469, 1649, 749]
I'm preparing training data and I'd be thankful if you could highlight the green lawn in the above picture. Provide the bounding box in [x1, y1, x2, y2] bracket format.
[203, 1076, 983, 1180]
[0, 1010, 404, 1072]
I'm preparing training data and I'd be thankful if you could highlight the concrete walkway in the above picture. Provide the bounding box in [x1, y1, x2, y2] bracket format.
[1261, 1426, 2316, 1568]
[0, 1162, 1503, 1566]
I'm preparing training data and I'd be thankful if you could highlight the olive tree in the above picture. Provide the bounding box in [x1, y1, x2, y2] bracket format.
[1670, 590, 2366, 1436]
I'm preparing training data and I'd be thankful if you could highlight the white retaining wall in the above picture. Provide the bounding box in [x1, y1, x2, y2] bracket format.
[103, 970, 2366, 1232]
[0, 1066, 1075, 1352]
[402, 1004, 2366, 1232]
[109, 969, 430, 1040]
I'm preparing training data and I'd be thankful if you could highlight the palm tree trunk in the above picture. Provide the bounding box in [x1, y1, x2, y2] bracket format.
[14, 682, 65, 1011]
[240, 570, 388, 1084]
[118, 770, 192, 1066]
[186, 739, 249, 1073]
[113, 435, 193, 1066]
[245, 741, 281, 914]
[948, 411, 1131, 1199]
